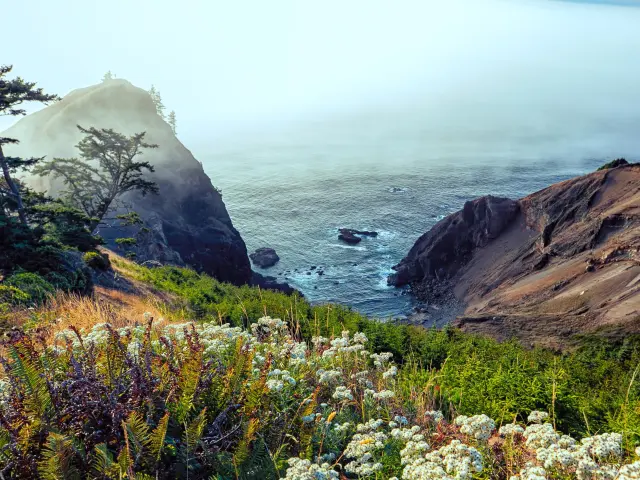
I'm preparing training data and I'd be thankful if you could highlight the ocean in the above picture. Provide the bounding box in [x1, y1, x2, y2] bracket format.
[199, 110, 632, 319]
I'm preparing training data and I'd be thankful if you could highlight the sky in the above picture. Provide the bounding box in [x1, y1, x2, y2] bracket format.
[2, 0, 640, 149]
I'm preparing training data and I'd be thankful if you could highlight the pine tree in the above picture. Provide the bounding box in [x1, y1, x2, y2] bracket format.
[0, 65, 58, 226]
[102, 71, 114, 82]
[34, 126, 159, 232]
[167, 110, 177, 135]
[148, 85, 165, 119]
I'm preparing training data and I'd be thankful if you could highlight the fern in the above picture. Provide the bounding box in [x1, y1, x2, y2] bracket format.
[90, 443, 117, 478]
[0, 428, 12, 464]
[150, 411, 170, 464]
[38, 433, 80, 480]
[233, 417, 259, 468]
[183, 407, 207, 453]
[118, 420, 134, 478]
[10, 345, 53, 419]
[237, 437, 277, 480]
[171, 352, 202, 424]
[121, 411, 154, 471]
[179, 407, 207, 475]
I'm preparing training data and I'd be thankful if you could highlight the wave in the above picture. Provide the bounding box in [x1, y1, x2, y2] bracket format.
[329, 243, 367, 251]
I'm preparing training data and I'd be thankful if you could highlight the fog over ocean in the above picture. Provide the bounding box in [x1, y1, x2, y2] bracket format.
[2, 0, 639, 317]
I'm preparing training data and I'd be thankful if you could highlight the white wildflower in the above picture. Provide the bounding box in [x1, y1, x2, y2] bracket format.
[528, 411, 550, 424]
[455, 414, 495, 441]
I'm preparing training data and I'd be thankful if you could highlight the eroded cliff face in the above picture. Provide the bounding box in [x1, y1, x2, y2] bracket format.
[2, 79, 252, 285]
[390, 165, 640, 348]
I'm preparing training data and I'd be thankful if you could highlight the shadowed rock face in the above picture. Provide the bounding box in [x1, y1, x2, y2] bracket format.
[2, 79, 252, 285]
[390, 165, 640, 349]
[388, 196, 519, 287]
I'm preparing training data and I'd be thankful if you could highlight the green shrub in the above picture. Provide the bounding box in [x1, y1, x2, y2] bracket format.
[4, 272, 55, 305]
[597, 158, 629, 170]
[115, 237, 137, 247]
[83, 251, 110, 271]
[43, 271, 73, 291]
[0, 285, 30, 305]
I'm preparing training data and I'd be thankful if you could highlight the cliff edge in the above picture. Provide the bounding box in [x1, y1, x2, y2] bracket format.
[2, 79, 252, 285]
[390, 164, 640, 348]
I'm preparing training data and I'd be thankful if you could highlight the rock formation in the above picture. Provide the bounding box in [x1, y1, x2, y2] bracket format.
[338, 228, 378, 244]
[388, 196, 519, 287]
[250, 247, 280, 268]
[390, 164, 640, 348]
[2, 79, 252, 285]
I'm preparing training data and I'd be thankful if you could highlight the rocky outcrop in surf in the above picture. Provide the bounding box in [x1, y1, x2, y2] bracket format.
[250, 247, 280, 268]
[338, 228, 378, 245]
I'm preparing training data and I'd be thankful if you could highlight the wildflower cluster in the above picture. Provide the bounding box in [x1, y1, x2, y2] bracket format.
[3, 311, 640, 480]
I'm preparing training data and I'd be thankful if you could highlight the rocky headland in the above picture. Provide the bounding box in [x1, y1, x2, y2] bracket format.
[1, 79, 292, 293]
[389, 163, 640, 348]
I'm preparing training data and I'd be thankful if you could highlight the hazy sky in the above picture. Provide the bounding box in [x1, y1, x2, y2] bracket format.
[2, 0, 640, 149]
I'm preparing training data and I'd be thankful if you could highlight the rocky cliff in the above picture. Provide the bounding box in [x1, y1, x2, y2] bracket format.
[390, 164, 640, 348]
[2, 79, 252, 285]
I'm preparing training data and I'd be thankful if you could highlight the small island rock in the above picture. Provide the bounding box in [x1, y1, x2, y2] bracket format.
[338, 228, 378, 244]
[249, 247, 280, 268]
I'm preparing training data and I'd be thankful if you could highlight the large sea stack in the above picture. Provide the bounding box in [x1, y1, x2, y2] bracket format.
[2, 79, 252, 285]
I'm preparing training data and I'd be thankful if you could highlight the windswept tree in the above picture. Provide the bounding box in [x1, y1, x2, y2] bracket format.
[148, 85, 165, 119]
[167, 110, 177, 135]
[102, 70, 114, 82]
[0, 65, 58, 226]
[34, 126, 159, 232]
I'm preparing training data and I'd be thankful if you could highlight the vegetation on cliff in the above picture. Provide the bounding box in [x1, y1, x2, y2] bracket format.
[1, 256, 640, 478]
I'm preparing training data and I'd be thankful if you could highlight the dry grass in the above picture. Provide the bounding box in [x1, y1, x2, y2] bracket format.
[22, 288, 190, 343]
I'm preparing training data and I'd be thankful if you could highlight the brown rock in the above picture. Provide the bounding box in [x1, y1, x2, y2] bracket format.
[390, 165, 640, 349]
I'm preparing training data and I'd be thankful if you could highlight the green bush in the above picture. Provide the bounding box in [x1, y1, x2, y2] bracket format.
[597, 158, 629, 170]
[0, 285, 30, 305]
[4, 272, 55, 305]
[83, 251, 110, 271]
[43, 271, 73, 291]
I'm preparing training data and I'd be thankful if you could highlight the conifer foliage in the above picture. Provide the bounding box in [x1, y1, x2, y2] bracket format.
[168, 110, 177, 135]
[0, 65, 58, 226]
[34, 126, 159, 232]
[148, 85, 165, 119]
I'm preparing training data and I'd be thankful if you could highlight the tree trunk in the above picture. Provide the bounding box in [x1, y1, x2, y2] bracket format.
[0, 144, 28, 227]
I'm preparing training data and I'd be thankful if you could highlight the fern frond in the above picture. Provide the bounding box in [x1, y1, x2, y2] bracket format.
[238, 437, 276, 480]
[233, 417, 259, 468]
[149, 411, 170, 463]
[90, 443, 117, 478]
[10, 345, 53, 418]
[171, 353, 202, 424]
[133, 474, 155, 480]
[184, 407, 207, 453]
[37, 433, 80, 480]
[0, 428, 12, 463]
[118, 420, 134, 477]
[124, 411, 151, 463]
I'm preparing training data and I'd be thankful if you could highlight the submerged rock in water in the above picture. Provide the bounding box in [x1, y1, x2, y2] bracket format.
[251, 272, 299, 296]
[249, 247, 280, 268]
[338, 228, 378, 244]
